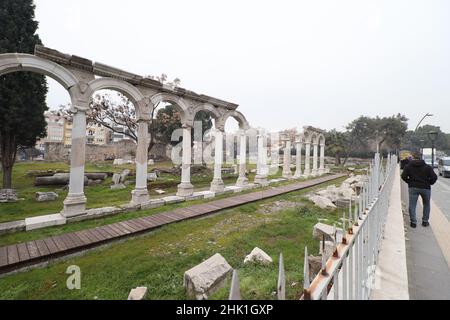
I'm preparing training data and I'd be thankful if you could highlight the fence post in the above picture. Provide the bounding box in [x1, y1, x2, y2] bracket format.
[277, 253, 286, 300]
[229, 270, 242, 300]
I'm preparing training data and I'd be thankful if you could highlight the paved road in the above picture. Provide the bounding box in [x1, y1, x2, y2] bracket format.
[401, 173, 450, 300]
[432, 171, 450, 221]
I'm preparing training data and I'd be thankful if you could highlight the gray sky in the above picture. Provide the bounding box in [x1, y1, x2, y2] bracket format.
[35, 0, 450, 133]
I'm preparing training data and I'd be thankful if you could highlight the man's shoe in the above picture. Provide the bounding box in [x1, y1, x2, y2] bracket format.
[422, 222, 430, 227]
[410, 222, 417, 228]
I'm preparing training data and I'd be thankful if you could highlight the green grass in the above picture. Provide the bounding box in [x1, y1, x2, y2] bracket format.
[0, 179, 344, 300]
[0, 161, 262, 223]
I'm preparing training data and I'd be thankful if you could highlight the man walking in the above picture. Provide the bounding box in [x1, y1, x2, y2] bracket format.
[401, 152, 438, 228]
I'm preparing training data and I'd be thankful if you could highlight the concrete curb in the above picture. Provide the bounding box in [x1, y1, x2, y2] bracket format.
[372, 165, 409, 300]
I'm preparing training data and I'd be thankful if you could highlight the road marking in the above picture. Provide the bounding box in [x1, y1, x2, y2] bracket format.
[437, 180, 450, 192]
[428, 198, 450, 270]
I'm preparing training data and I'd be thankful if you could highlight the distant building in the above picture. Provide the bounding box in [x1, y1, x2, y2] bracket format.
[110, 125, 134, 143]
[36, 111, 66, 151]
[86, 123, 110, 145]
[64, 121, 111, 146]
[36, 110, 112, 149]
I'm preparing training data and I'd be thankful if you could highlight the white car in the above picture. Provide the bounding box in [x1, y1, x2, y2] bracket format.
[438, 157, 450, 178]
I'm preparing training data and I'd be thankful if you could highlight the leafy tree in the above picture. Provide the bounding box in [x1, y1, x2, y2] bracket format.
[401, 125, 450, 154]
[0, 0, 48, 188]
[346, 114, 408, 154]
[63, 92, 213, 152]
[325, 129, 348, 165]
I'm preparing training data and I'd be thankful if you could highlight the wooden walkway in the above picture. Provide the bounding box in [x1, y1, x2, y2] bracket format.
[0, 174, 345, 274]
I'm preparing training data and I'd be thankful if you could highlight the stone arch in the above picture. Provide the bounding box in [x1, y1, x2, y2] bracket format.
[318, 134, 326, 146]
[0, 53, 79, 90]
[188, 103, 222, 127]
[87, 77, 147, 119]
[150, 92, 189, 124]
[217, 110, 250, 131]
[311, 132, 320, 145]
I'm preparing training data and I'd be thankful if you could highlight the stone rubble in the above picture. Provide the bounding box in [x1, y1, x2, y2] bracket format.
[307, 174, 367, 209]
[244, 247, 273, 265]
[184, 253, 233, 300]
[127, 287, 148, 300]
[0, 189, 18, 203]
[35, 192, 59, 202]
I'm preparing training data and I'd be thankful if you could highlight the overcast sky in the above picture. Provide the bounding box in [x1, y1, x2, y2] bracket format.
[34, 0, 450, 133]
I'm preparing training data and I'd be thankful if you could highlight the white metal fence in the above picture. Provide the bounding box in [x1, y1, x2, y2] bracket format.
[228, 153, 398, 300]
[303, 153, 397, 300]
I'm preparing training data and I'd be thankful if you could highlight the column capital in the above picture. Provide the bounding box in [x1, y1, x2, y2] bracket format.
[238, 129, 247, 136]
[182, 122, 193, 129]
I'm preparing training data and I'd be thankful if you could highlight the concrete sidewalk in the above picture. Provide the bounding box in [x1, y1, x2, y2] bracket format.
[372, 165, 409, 300]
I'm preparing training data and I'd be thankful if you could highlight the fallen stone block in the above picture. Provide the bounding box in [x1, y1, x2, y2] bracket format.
[313, 223, 338, 242]
[128, 287, 148, 300]
[319, 241, 336, 260]
[147, 173, 158, 182]
[25, 214, 67, 231]
[0, 220, 26, 235]
[162, 196, 185, 205]
[309, 195, 337, 209]
[184, 253, 233, 300]
[0, 189, 18, 203]
[36, 192, 59, 202]
[110, 184, 126, 190]
[244, 247, 273, 265]
[154, 189, 166, 195]
[85, 173, 108, 180]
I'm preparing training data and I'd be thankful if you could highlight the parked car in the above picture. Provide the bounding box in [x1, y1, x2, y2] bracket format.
[438, 157, 450, 178]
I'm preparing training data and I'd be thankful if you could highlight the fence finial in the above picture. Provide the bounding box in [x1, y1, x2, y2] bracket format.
[303, 247, 310, 289]
[229, 269, 242, 300]
[277, 253, 286, 300]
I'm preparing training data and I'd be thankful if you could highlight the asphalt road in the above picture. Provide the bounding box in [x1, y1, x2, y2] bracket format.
[432, 170, 450, 221]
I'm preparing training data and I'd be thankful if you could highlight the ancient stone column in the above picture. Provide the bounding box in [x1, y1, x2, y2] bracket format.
[177, 124, 194, 197]
[236, 130, 248, 187]
[318, 143, 326, 175]
[303, 142, 311, 178]
[294, 140, 303, 178]
[210, 128, 225, 193]
[131, 119, 150, 204]
[63, 108, 87, 217]
[282, 138, 292, 179]
[254, 133, 268, 185]
[312, 142, 319, 176]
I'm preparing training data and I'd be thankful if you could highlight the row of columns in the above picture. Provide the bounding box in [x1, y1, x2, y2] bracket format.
[63, 115, 325, 218]
[283, 139, 326, 179]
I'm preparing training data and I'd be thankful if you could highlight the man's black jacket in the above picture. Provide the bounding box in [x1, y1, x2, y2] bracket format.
[401, 160, 438, 190]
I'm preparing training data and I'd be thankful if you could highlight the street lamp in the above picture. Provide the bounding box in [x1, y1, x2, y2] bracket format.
[428, 131, 438, 168]
[415, 113, 433, 132]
